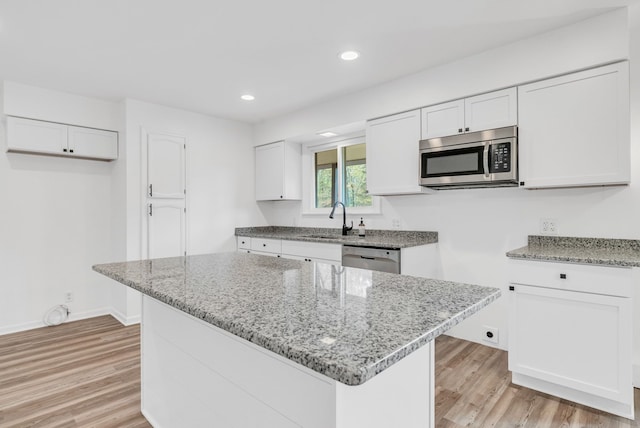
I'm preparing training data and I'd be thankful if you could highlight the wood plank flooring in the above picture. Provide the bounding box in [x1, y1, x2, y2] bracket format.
[0, 316, 638, 427]
[435, 334, 640, 427]
[0, 316, 150, 428]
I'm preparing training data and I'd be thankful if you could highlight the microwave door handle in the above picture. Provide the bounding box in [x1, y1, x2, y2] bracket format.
[483, 142, 490, 178]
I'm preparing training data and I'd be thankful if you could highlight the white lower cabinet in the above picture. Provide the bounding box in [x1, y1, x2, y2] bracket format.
[237, 237, 341, 264]
[281, 240, 341, 264]
[508, 259, 634, 418]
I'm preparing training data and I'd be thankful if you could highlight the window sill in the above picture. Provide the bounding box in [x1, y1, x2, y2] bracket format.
[301, 206, 382, 216]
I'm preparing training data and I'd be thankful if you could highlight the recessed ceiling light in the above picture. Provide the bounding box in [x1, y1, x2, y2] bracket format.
[339, 51, 360, 61]
[318, 131, 338, 137]
[241, 94, 255, 101]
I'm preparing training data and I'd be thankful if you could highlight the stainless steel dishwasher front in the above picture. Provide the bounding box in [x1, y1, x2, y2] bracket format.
[341, 245, 401, 274]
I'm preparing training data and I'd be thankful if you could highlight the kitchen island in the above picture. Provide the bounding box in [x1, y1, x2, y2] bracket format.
[93, 252, 500, 428]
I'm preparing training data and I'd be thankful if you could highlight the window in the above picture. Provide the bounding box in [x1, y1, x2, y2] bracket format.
[309, 138, 374, 212]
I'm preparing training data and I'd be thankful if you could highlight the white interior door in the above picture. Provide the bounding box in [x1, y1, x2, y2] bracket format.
[145, 131, 187, 259]
[148, 133, 186, 199]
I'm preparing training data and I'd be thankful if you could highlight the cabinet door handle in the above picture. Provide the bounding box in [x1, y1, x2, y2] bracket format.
[280, 195, 283, 199]
[63, 148, 68, 152]
[509, 285, 515, 291]
[69, 149, 74, 153]
[519, 181, 525, 186]
[465, 127, 470, 132]
[560, 273, 567, 279]
[458, 128, 463, 133]
[263, 243, 266, 247]
[149, 184, 153, 197]
[148, 204, 153, 216]
[241, 241, 245, 244]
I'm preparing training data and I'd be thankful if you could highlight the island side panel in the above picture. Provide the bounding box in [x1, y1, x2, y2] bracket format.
[335, 341, 434, 428]
[139, 296, 436, 428]
[140, 296, 336, 428]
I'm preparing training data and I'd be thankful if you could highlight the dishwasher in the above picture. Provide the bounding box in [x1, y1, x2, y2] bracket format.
[341, 245, 401, 274]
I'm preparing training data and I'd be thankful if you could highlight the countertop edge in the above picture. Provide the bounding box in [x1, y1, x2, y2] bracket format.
[234, 227, 438, 249]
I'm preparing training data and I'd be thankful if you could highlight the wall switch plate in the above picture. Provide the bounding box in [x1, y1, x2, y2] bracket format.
[539, 218, 558, 235]
[64, 291, 73, 303]
[482, 325, 499, 345]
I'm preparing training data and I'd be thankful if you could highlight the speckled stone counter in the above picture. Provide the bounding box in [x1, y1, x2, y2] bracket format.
[93, 252, 499, 386]
[235, 226, 438, 249]
[506, 235, 640, 267]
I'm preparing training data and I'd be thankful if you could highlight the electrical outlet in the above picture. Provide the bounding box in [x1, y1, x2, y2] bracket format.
[391, 219, 401, 229]
[64, 291, 73, 303]
[539, 218, 558, 235]
[482, 326, 499, 345]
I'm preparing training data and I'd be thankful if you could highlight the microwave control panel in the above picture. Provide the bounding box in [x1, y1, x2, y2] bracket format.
[489, 142, 511, 173]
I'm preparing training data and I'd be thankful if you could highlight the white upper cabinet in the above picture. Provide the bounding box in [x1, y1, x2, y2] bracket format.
[7, 117, 68, 155]
[464, 88, 518, 132]
[420, 100, 464, 140]
[68, 126, 118, 160]
[366, 110, 432, 195]
[6, 116, 118, 161]
[421, 87, 517, 139]
[518, 62, 630, 189]
[255, 141, 301, 201]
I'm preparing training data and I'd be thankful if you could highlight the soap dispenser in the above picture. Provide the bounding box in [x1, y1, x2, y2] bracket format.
[358, 217, 366, 237]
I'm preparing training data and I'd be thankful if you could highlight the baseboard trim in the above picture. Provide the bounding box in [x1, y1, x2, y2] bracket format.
[0, 306, 143, 336]
[0, 306, 112, 336]
[110, 308, 141, 326]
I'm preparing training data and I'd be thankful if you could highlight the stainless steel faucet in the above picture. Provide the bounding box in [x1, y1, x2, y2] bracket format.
[329, 201, 353, 236]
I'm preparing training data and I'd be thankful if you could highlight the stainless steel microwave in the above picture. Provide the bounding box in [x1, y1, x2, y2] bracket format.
[419, 126, 518, 189]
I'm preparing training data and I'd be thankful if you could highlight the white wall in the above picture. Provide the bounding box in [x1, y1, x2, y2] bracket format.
[0, 84, 265, 332]
[109, 99, 265, 323]
[0, 83, 121, 334]
[253, 7, 640, 381]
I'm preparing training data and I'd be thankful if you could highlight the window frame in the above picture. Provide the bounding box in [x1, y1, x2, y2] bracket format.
[302, 136, 380, 216]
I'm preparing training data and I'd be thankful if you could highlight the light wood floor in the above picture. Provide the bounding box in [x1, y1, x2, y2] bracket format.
[0, 316, 150, 428]
[435, 334, 640, 427]
[0, 316, 638, 427]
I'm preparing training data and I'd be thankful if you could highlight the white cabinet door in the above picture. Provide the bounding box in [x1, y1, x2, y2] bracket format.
[147, 133, 186, 199]
[509, 283, 633, 414]
[255, 142, 285, 201]
[68, 126, 118, 160]
[147, 202, 186, 259]
[255, 141, 302, 201]
[6, 116, 68, 155]
[464, 87, 517, 133]
[366, 110, 432, 195]
[421, 100, 465, 139]
[518, 62, 630, 188]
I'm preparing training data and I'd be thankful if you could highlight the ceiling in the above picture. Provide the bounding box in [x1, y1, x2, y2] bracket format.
[0, 0, 634, 124]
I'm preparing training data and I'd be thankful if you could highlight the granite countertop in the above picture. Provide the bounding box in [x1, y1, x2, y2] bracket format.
[506, 235, 640, 267]
[93, 253, 499, 386]
[235, 226, 438, 249]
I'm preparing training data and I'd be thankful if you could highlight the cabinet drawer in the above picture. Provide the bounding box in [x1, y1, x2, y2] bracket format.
[237, 236, 251, 250]
[250, 238, 282, 254]
[281, 240, 341, 262]
[508, 259, 633, 297]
